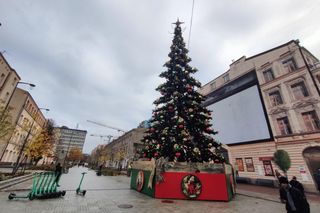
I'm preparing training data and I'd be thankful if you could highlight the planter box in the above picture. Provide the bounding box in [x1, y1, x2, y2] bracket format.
[155, 172, 234, 201]
[130, 169, 155, 197]
[131, 160, 235, 201]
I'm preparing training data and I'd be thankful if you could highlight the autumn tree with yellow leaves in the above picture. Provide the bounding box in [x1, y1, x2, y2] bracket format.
[24, 119, 57, 165]
[68, 147, 83, 163]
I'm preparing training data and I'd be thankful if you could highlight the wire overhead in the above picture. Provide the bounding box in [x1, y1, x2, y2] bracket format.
[188, 0, 195, 50]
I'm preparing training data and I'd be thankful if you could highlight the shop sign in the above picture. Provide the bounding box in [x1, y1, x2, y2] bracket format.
[258, 157, 273, 161]
[299, 166, 309, 181]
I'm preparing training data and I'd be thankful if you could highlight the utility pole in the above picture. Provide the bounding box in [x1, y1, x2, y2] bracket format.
[12, 120, 35, 174]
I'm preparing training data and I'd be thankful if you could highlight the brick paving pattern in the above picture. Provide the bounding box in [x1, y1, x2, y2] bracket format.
[0, 167, 319, 213]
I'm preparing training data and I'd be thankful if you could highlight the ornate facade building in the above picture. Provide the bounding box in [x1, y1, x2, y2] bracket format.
[199, 40, 320, 192]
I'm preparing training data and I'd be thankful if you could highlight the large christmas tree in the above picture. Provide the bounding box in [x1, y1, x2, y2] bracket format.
[141, 20, 224, 163]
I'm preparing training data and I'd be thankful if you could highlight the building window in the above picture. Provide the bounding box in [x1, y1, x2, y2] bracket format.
[316, 75, 320, 83]
[269, 91, 283, 106]
[223, 74, 230, 83]
[0, 73, 5, 84]
[277, 117, 292, 135]
[236, 158, 244, 171]
[263, 160, 274, 176]
[245, 157, 255, 172]
[12, 77, 17, 86]
[210, 81, 216, 90]
[291, 82, 309, 100]
[302, 110, 320, 131]
[263, 68, 274, 83]
[4, 92, 10, 102]
[282, 57, 297, 72]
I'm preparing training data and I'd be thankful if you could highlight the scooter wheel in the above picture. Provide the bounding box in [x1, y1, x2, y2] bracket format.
[82, 190, 86, 196]
[29, 195, 35, 200]
[61, 190, 66, 196]
[8, 193, 15, 200]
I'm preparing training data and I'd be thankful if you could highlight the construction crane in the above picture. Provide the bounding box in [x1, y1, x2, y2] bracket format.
[90, 134, 113, 143]
[87, 120, 126, 133]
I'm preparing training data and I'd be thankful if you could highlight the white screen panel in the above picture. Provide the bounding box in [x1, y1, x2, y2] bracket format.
[207, 85, 270, 144]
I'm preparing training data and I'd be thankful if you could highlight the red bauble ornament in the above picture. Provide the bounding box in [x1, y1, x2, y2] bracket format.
[154, 152, 159, 157]
[206, 127, 212, 132]
[168, 106, 174, 112]
[150, 128, 155, 132]
[175, 152, 181, 157]
[143, 153, 146, 157]
[178, 124, 184, 129]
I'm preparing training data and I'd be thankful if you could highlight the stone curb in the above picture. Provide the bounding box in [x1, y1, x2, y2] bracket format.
[236, 190, 280, 203]
[0, 173, 33, 191]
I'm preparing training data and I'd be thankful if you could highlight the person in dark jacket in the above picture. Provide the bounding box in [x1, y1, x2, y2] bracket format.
[96, 164, 103, 176]
[290, 176, 305, 195]
[279, 176, 310, 213]
[55, 163, 62, 187]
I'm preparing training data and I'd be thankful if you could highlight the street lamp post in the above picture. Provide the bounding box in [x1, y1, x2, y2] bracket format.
[0, 82, 35, 162]
[11, 108, 49, 174]
[3, 82, 36, 112]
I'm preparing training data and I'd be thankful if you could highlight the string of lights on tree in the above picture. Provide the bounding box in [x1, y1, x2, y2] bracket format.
[140, 20, 225, 163]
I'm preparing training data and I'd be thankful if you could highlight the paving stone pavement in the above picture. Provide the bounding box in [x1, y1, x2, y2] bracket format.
[0, 167, 318, 213]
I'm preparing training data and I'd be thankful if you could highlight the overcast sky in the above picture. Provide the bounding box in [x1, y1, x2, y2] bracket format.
[1, 0, 320, 153]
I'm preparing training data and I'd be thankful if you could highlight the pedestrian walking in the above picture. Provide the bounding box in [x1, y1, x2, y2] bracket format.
[54, 163, 62, 187]
[275, 169, 282, 180]
[279, 176, 310, 213]
[97, 164, 103, 176]
[127, 162, 133, 177]
[290, 176, 305, 195]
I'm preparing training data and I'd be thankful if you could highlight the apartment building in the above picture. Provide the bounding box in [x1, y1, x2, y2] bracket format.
[0, 53, 21, 107]
[55, 126, 87, 163]
[199, 40, 320, 192]
[91, 127, 146, 169]
[1, 88, 47, 163]
[0, 53, 21, 155]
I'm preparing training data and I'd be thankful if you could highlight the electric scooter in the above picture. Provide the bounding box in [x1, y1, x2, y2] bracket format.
[76, 172, 87, 196]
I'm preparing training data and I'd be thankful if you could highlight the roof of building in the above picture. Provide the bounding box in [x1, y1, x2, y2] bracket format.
[56, 126, 87, 133]
[201, 39, 299, 88]
[0, 52, 22, 80]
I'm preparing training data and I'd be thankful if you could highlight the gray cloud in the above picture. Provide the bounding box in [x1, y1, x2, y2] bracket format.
[1, 0, 320, 153]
